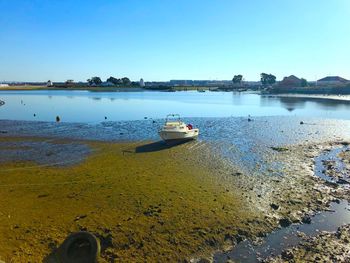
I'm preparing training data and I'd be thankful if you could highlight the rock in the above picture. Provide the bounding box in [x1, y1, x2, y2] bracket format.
[281, 250, 294, 260]
[74, 214, 87, 221]
[279, 218, 292, 227]
[300, 121, 304, 125]
[337, 178, 350, 184]
[334, 199, 341, 204]
[270, 203, 279, 210]
[302, 215, 312, 224]
[234, 234, 244, 243]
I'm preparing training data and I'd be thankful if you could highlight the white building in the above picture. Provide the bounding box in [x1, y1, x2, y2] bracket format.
[140, 78, 145, 87]
[0, 84, 9, 87]
[47, 80, 53, 87]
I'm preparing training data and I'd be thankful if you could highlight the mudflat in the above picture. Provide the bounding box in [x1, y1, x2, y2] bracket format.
[0, 137, 260, 262]
[1, 118, 350, 262]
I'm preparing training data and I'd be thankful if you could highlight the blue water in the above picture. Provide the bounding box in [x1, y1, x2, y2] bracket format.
[1, 90, 350, 122]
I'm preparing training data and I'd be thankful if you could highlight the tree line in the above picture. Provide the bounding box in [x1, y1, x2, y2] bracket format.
[87, 76, 137, 86]
[232, 73, 277, 86]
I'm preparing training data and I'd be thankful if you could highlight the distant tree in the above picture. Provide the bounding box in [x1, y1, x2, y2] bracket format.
[131, 81, 140, 87]
[261, 73, 276, 86]
[232, 75, 243, 85]
[106, 76, 119, 85]
[300, 78, 308, 87]
[88, 77, 102, 86]
[121, 77, 131, 86]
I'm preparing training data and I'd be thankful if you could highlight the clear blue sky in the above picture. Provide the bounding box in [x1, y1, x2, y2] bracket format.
[1, 0, 349, 82]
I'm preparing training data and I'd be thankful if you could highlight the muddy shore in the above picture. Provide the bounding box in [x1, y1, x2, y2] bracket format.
[266, 224, 350, 262]
[0, 118, 350, 262]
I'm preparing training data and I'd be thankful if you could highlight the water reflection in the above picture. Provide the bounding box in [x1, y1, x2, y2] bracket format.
[261, 95, 350, 112]
[1, 90, 350, 122]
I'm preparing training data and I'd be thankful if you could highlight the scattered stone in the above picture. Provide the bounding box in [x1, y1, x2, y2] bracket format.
[270, 203, 279, 210]
[281, 249, 294, 260]
[337, 178, 350, 185]
[279, 218, 292, 228]
[74, 214, 87, 221]
[301, 215, 312, 224]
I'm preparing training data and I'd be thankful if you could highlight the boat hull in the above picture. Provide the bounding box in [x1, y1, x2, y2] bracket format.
[159, 129, 199, 142]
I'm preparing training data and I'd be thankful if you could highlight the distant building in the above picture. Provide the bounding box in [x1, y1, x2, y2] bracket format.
[317, 76, 348, 86]
[279, 75, 302, 87]
[101, 81, 115, 87]
[140, 78, 145, 87]
[47, 80, 53, 87]
[170, 80, 194, 86]
[0, 84, 9, 87]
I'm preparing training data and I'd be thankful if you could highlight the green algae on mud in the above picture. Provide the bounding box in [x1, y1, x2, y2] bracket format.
[1, 135, 349, 262]
[0, 137, 262, 262]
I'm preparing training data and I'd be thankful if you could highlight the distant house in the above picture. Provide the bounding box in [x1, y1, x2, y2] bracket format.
[101, 81, 115, 87]
[317, 76, 348, 86]
[279, 75, 302, 87]
[47, 80, 53, 87]
[140, 78, 145, 87]
[0, 84, 9, 87]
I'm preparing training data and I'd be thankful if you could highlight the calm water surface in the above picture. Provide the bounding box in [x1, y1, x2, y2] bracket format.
[1, 90, 350, 122]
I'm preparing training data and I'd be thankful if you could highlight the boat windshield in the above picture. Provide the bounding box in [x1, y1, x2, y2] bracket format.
[165, 114, 181, 123]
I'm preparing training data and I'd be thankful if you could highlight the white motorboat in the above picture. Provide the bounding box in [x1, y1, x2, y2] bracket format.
[159, 114, 199, 142]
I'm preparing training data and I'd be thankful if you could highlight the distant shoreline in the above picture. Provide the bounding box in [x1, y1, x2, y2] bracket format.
[2, 85, 350, 101]
[0, 85, 147, 92]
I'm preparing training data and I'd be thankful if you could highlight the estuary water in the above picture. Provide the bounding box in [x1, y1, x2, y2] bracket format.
[1, 90, 350, 122]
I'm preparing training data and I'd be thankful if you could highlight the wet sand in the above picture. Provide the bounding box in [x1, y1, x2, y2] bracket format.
[1, 119, 350, 262]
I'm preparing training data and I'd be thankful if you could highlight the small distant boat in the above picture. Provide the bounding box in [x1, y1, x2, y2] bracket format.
[159, 114, 199, 142]
[197, 89, 205, 92]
